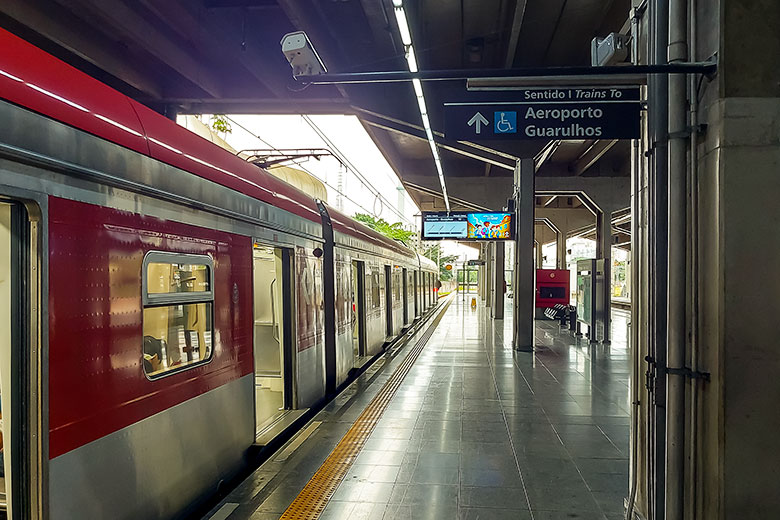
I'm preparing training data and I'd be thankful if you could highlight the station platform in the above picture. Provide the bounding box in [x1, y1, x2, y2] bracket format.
[203, 295, 630, 520]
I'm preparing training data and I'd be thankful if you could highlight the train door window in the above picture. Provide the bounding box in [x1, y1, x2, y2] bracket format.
[142, 252, 214, 378]
[402, 268, 408, 325]
[384, 266, 393, 337]
[351, 261, 366, 362]
[252, 244, 291, 434]
[370, 268, 381, 310]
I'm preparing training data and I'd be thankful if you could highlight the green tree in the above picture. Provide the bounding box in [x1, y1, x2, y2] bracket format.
[210, 114, 232, 135]
[422, 243, 459, 281]
[353, 213, 416, 243]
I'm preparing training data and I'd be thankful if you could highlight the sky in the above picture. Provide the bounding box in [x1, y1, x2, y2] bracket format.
[206, 113, 478, 261]
[217, 114, 419, 229]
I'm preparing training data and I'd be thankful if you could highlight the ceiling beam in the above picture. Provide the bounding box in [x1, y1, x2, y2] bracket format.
[52, 0, 224, 97]
[358, 109, 515, 170]
[574, 139, 619, 176]
[534, 139, 561, 172]
[403, 182, 488, 211]
[504, 0, 528, 67]
[1, 0, 163, 98]
[149, 98, 353, 115]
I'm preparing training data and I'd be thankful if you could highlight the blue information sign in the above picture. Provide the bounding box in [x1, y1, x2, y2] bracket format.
[444, 86, 641, 141]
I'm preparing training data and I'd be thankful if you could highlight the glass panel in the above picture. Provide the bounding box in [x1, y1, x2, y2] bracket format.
[147, 262, 210, 294]
[143, 302, 213, 377]
[371, 271, 381, 309]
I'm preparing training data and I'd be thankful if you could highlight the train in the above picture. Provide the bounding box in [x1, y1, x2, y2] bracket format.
[0, 27, 439, 519]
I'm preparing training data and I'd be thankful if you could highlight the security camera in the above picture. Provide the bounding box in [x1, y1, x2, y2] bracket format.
[281, 31, 327, 77]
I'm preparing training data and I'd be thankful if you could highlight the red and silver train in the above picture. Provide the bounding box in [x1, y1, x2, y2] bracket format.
[0, 28, 439, 519]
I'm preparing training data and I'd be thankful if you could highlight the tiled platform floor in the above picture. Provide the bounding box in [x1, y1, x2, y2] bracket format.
[205, 295, 630, 520]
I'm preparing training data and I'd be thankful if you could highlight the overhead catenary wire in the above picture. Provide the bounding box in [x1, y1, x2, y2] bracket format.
[224, 115, 413, 226]
[301, 115, 415, 227]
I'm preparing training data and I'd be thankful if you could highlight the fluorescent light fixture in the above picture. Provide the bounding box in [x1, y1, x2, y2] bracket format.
[406, 46, 418, 73]
[416, 95, 427, 116]
[394, 7, 412, 46]
[412, 78, 423, 98]
[393, 0, 449, 211]
[421, 113, 431, 131]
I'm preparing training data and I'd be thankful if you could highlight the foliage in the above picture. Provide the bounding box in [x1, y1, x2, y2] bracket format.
[210, 114, 232, 135]
[353, 213, 416, 243]
[422, 243, 459, 281]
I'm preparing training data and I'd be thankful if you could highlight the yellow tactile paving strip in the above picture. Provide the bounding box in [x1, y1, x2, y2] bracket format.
[279, 298, 452, 520]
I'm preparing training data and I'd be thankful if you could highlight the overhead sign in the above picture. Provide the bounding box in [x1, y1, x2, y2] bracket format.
[467, 259, 486, 266]
[422, 211, 514, 241]
[444, 86, 641, 141]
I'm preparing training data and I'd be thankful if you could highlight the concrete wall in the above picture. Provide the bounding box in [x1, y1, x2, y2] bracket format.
[631, 0, 780, 518]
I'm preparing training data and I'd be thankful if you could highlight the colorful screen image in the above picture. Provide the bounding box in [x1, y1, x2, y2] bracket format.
[467, 213, 513, 239]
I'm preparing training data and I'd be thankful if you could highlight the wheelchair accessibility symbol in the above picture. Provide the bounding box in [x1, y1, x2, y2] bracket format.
[494, 111, 517, 134]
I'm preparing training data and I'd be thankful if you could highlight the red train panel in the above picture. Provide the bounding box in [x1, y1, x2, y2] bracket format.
[47, 196, 254, 458]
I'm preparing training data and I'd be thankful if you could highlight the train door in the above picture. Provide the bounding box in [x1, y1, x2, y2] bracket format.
[0, 203, 11, 513]
[351, 260, 366, 366]
[384, 265, 393, 338]
[402, 268, 408, 326]
[0, 200, 34, 518]
[414, 271, 420, 318]
[252, 243, 293, 437]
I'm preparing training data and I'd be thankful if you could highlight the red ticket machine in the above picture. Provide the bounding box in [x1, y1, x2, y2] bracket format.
[535, 269, 570, 308]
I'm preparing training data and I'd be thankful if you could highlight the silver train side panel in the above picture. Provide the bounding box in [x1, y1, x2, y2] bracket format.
[48, 374, 254, 520]
[334, 250, 353, 386]
[293, 246, 326, 408]
[363, 260, 387, 357]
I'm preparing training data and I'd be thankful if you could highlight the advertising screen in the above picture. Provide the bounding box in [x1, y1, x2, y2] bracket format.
[466, 213, 513, 239]
[422, 212, 513, 241]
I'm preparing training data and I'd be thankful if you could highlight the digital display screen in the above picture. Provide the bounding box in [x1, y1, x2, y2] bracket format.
[466, 213, 513, 239]
[422, 212, 514, 241]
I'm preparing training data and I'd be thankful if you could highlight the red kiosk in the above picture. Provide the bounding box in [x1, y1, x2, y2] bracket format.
[535, 268, 570, 309]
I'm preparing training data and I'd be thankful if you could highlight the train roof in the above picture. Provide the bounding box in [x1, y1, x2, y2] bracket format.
[0, 27, 418, 257]
[325, 204, 417, 259]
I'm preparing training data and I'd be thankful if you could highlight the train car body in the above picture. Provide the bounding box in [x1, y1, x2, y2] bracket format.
[0, 28, 439, 520]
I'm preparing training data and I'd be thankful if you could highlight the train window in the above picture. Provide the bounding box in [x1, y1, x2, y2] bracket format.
[142, 252, 214, 378]
[371, 270, 381, 309]
[393, 271, 401, 300]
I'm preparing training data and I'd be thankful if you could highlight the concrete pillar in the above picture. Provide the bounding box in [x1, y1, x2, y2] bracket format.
[491, 242, 505, 319]
[513, 158, 535, 351]
[596, 208, 612, 343]
[556, 225, 568, 269]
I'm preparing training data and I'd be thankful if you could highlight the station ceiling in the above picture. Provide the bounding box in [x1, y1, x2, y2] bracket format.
[1, 0, 631, 212]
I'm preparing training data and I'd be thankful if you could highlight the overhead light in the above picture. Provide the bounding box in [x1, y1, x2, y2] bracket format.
[394, 7, 412, 46]
[412, 78, 424, 98]
[392, 0, 449, 212]
[416, 95, 427, 116]
[406, 46, 418, 73]
[421, 113, 431, 131]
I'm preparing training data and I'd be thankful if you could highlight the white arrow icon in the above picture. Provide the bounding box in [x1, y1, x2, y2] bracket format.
[467, 112, 489, 134]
